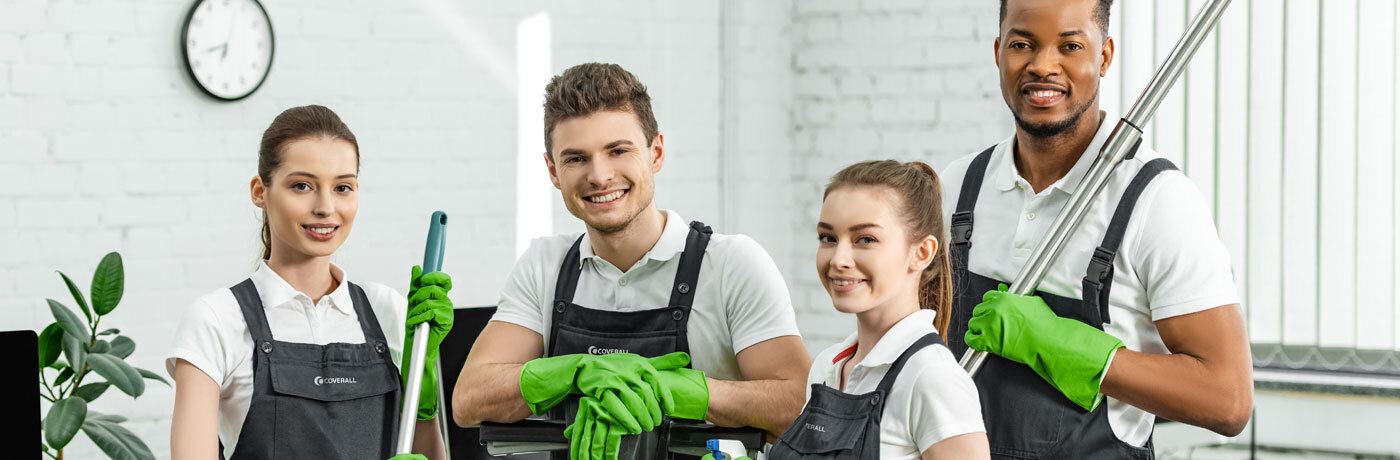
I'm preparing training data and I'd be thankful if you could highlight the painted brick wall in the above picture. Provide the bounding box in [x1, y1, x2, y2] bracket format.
[787, 0, 1010, 353]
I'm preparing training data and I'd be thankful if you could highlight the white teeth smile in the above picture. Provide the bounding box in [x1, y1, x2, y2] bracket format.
[1030, 90, 1063, 98]
[832, 279, 861, 286]
[308, 227, 335, 234]
[588, 191, 624, 203]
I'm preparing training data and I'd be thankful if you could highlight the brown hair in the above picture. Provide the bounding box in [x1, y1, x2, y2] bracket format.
[542, 62, 658, 156]
[256, 105, 360, 260]
[824, 160, 953, 337]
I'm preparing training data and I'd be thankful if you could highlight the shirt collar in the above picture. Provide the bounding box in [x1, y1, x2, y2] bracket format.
[250, 260, 356, 317]
[576, 210, 689, 268]
[994, 111, 1116, 195]
[829, 309, 940, 369]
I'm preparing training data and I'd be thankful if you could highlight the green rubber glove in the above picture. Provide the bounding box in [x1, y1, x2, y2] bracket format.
[386, 455, 427, 460]
[964, 284, 1123, 411]
[654, 366, 709, 420]
[564, 394, 627, 460]
[403, 265, 454, 420]
[520, 352, 692, 433]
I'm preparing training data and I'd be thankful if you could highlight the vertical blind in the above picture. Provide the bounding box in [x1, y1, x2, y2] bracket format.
[1103, 0, 1400, 351]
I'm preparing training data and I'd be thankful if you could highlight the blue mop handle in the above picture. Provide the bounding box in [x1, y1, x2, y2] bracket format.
[396, 211, 448, 454]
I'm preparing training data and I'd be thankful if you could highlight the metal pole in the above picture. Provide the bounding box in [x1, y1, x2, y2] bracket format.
[960, 0, 1234, 376]
[397, 211, 449, 454]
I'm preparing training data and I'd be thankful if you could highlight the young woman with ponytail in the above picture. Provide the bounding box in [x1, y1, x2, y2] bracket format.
[767, 160, 989, 460]
[167, 105, 450, 460]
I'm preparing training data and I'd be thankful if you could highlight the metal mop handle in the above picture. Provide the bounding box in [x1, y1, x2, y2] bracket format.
[396, 211, 448, 454]
[959, 0, 1233, 376]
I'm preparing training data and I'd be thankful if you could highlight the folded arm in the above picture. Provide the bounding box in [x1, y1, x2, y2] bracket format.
[702, 335, 810, 437]
[450, 321, 543, 428]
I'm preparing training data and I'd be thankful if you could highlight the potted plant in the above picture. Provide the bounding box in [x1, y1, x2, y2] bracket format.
[38, 252, 166, 460]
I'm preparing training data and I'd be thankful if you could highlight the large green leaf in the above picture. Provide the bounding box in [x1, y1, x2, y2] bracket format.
[89, 339, 111, 354]
[87, 354, 144, 397]
[59, 271, 93, 324]
[137, 368, 170, 387]
[82, 417, 155, 460]
[62, 333, 87, 376]
[91, 252, 125, 316]
[48, 299, 90, 344]
[73, 382, 112, 402]
[38, 323, 64, 368]
[87, 411, 127, 424]
[109, 336, 135, 359]
[44, 397, 87, 449]
[54, 367, 75, 386]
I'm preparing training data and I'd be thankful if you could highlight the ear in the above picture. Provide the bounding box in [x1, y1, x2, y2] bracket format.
[1099, 36, 1115, 77]
[250, 175, 267, 209]
[650, 133, 665, 174]
[544, 151, 561, 190]
[909, 235, 939, 273]
[993, 36, 1002, 68]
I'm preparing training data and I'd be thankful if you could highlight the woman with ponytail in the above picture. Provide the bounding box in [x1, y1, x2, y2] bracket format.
[768, 160, 988, 460]
[167, 105, 450, 460]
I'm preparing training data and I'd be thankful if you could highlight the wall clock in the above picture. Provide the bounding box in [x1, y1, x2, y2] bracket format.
[181, 0, 274, 101]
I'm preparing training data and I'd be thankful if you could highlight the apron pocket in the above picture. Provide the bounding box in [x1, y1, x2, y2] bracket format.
[553, 324, 679, 357]
[776, 406, 869, 455]
[268, 357, 399, 402]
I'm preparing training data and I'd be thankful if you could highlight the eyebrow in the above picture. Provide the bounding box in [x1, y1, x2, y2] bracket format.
[559, 139, 636, 158]
[1007, 27, 1086, 39]
[287, 172, 357, 180]
[817, 222, 883, 232]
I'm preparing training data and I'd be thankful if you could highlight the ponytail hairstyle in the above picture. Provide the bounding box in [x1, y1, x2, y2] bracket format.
[256, 105, 359, 260]
[823, 160, 953, 337]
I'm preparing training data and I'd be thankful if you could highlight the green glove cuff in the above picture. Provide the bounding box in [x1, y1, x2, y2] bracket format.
[520, 355, 584, 415]
[656, 367, 709, 420]
[1034, 318, 1123, 411]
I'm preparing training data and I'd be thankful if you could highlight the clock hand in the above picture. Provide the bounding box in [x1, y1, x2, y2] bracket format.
[205, 43, 227, 54]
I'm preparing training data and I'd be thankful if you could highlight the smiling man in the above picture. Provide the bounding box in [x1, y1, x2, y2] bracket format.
[938, 0, 1253, 458]
[452, 63, 809, 460]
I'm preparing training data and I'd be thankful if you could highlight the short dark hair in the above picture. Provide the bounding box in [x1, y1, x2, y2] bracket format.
[542, 62, 658, 156]
[999, 0, 1114, 37]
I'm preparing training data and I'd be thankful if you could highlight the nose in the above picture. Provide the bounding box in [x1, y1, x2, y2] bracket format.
[312, 189, 333, 217]
[1026, 46, 1061, 80]
[586, 154, 615, 188]
[829, 240, 854, 270]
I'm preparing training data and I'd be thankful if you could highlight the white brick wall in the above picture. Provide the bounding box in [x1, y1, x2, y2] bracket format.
[3, 0, 1013, 457]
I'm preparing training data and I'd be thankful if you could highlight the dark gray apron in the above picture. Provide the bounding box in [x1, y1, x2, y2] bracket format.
[768, 333, 945, 459]
[222, 279, 402, 460]
[945, 146, 1175, 459]
[545, 220, 712, 460]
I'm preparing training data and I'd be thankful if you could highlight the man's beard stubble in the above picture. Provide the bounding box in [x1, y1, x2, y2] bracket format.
[1012, 90, 1099, 139]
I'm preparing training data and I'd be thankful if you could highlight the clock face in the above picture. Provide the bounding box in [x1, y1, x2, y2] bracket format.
[181, 0, 274, 101]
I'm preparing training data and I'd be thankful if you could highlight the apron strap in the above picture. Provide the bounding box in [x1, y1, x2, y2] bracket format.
[553, 236, 587, 304]
[666, 221, 713, 310]
[951, 146, 996, 301]
[873, 333, 946, 403]
[347, 282, 390, 344]
[1081, 158, 1178, 327]
[230, 279, 274, 343]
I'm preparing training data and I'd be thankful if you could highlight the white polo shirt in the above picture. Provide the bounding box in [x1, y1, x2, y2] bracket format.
[938, 112, 1241, 446]
[166, 261, 407, 455]
[807, 310, 985, 459]
[491, 210, 801, 381]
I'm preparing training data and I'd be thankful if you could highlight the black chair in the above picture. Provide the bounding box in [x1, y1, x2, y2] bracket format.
[438, 306, 548, 460]
[3, 330, 40, 459]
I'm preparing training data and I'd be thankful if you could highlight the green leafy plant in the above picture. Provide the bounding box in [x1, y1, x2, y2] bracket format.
[38, 252, 165, 460]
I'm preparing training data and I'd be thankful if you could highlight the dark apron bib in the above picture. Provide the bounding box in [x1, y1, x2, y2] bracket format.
[222, 279, 402, 460]
[768, 334, 946, 460]
[945, 146, 1176, 459]
[546, 221, 712, 460]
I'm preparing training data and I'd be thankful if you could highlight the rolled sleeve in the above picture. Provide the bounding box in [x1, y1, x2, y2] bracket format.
[166, 298, 229, 386]
[491, 238, 550, 335]
[1130, 174, 1241, 321]
[909, 357, 986, 451]
[721, 235, 802, 353]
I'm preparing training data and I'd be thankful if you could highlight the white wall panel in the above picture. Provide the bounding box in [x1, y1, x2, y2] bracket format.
[1355, 0, 1396, 350]
[1317, 0, 1359, 347]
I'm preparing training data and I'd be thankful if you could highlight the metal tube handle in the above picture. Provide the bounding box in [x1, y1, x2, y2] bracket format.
[396, 211, 448, 454]
[959, 0, 1233, 376]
